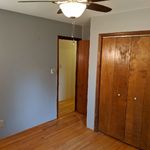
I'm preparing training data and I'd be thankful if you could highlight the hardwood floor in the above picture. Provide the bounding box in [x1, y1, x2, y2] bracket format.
[58, 99, 75, 117]
[0, 112, 137, 150]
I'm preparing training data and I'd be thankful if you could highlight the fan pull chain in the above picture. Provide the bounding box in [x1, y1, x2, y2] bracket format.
[71, 20, 76, 45]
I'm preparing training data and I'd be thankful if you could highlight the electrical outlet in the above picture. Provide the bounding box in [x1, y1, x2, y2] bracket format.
[0, 120, 4, 128]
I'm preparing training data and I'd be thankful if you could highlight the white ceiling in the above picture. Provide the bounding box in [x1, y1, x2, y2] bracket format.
[0, 0, 150, 25]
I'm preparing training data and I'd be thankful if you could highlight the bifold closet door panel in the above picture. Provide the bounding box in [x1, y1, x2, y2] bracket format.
[107, 37, 131, 140]
[99, 38, 116, 133]
[125, 37, 150, 148]
[140, 75, 150, 150]
[99, 37, 131, 140]
[139, 37, 150, 150]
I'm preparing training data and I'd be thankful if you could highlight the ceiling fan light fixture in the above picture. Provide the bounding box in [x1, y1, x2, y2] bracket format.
[59, 2, 86, 18]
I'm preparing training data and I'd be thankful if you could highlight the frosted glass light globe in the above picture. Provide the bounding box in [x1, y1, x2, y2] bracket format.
[60, 2, 86, 18]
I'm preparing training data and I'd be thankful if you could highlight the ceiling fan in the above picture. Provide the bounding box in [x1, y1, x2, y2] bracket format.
[18, 0, 112, 18]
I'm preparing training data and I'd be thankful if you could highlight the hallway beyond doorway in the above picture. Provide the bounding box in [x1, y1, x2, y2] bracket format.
[58, 38, 77, 117]
[58, 99, 75, 117]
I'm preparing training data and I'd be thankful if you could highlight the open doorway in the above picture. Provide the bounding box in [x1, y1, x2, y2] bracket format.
[57, 36, 89, 119]
[57, 37, 78, 117]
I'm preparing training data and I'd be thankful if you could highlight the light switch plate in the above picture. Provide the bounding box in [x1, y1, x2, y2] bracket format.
[0, 120, 4, 128]
[50, 68, 55, 74]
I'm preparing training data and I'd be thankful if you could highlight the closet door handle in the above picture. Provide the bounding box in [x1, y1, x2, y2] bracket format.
[117, 93, 121, 97]
[133, 97, 137, 100]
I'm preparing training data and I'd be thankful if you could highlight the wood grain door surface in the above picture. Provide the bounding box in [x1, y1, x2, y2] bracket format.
[99, 35, 150, 149]
[99, 37, 131, 140]
[76, 40, 89, 115]
[125, 37, 150, 149]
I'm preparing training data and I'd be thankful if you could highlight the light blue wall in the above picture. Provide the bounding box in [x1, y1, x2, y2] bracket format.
[0, 9, 82, 138]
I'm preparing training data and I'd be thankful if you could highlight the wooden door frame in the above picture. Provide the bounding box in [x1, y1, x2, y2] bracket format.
[94, 30, 150, 131]
[57, 35, 81, 118]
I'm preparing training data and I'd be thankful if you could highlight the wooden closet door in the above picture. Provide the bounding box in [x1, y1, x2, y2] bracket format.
[99, 37, 116, 133]
[76, 40, 89, 115]
[99, 37, 131, 140]
[125, 37, 150, 149]
[140, 38, 150, 150]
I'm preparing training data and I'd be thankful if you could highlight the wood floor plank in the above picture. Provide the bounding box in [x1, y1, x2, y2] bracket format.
[58, 99, 75, 117]
[0, 112, 137, 150]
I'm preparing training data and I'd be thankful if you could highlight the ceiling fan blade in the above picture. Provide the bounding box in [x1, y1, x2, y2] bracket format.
[18, 1, 56, 3]
[57, 9, 62, 14]
[88, 0, 108, 2]
[87, 3, 112, 12]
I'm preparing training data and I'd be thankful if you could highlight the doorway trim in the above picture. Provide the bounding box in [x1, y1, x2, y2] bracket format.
[94, 30, 150, 131]
[57, 35, 81, 118]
